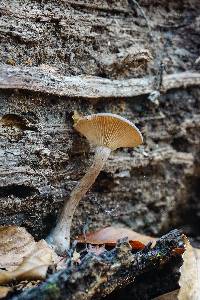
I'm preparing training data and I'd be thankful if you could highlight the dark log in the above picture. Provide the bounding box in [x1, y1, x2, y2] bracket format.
[9, 229, 184, 300]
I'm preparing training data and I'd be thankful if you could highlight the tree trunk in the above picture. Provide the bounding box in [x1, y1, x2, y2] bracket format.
[0, 0, 200, 298]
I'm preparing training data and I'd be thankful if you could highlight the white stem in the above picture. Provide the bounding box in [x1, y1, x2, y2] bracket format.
[46, 146, 111, 254]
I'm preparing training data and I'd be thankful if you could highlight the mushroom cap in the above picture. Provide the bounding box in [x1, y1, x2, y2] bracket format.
[74, 113, 143, 150]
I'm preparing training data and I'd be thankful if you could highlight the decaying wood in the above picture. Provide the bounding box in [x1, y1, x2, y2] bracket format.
[0, 0, 200, 298]
[1, 65, 200, 98]
[9, 230, 184, 300]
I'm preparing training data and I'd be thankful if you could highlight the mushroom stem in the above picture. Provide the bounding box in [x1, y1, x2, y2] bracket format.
[46, 146, 111, 254]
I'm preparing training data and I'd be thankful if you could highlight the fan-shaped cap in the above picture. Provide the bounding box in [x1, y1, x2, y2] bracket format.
[74, 113, 143, 150]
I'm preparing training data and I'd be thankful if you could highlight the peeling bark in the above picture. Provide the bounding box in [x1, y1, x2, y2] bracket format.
[1, 66, 200, 98]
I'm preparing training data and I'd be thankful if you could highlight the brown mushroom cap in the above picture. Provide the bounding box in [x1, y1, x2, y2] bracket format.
[74, 113, 143, 150]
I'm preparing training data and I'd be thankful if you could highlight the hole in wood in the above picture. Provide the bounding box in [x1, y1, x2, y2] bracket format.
[0, 114, 37, 131]
[0, 185, 38, 198]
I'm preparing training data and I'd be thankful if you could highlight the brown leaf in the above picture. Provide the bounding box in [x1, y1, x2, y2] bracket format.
[76, 226, 156, 250]
[178, 238, 200, 300]
[0, 286, 12, 299]
[172, 248, 185, 255]
[0, 240, 54, 285]
[0, 226, 36, 271]
[0, 226, 59, 285]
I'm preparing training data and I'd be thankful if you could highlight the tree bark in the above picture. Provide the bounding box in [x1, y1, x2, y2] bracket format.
[0, 0, 200, 298]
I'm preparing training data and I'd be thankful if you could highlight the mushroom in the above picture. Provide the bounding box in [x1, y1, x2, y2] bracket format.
[46, 113, 143, 254]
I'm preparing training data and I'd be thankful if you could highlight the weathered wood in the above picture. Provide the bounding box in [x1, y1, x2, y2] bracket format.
[0, 0, 200, 286]
[1, 65, 200, 98]
[1, 0, 200, 298]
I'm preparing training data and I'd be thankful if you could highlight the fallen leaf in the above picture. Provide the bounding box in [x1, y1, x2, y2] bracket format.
[178, 238, 200, 300]
[76, 226, 156, 250]
[0, 240, 54, 285]
[0, 286, 12, 299]
[0, 226, 59, 285]
[172, 248, 185, 255]
[0, 226, 36, 271]
[128, 240, 146, 250]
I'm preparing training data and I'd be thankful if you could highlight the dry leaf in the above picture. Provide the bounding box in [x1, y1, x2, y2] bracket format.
[0, 286, 12, 299]
[0, 226, 36, 270]
[0, 240, 54, 284]
[178, 238, 200, 300]
[172, 248, 185, 255]
[0, 226, 59, 285]
[76, 226, 156, 250]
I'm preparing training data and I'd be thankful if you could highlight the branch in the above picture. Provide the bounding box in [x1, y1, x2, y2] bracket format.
[0, 65, 200, 99]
